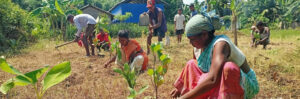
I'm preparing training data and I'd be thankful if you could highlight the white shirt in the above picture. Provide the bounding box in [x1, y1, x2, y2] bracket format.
[174, 14, 185, 30]
[73, 14, 96, 36]
[214, 38, 245, 66]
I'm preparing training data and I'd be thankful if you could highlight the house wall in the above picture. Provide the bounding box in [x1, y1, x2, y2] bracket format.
[82, 7, 113, 21]
[110, 4, 164, 23]
[110, 6, 122, 15]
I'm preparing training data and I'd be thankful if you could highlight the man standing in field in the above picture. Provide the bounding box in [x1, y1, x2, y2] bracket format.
[67, 14, 96, 56]
[174, 8, 185, 43]
[146, 0, 167, 54]
[189, 4, 198, 18]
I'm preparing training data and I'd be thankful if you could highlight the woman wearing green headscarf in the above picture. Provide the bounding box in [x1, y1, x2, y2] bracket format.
[170, 14, 259, 99]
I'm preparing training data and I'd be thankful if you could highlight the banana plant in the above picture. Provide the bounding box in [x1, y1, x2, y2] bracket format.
[0, 57, 71, 99]
[147, 42, 171, 99]
[229, 0, 242, 46]
[30, 0, 83, 40]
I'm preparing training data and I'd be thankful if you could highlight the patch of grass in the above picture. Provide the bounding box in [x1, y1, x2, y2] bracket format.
[239, 29, 300, 40]
[22, 39, 63, 52]
[271, 29, 300, 39]
[266, 49, 279, 55]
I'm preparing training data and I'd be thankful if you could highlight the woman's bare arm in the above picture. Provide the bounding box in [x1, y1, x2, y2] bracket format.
[104, 56, 116, 68]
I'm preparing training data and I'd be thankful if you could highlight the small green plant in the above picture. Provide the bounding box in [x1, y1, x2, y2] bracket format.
[110, 41, 122, 63]
[0, 57, 71, 99]
[254, 33, 260, 41]
[95, 14, 111, 34]
[114, 12, 133, 22]
[148, 42, 171, 99]
[113, 63, 148, 99]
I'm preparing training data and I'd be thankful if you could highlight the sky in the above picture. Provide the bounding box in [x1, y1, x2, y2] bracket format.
[182, 0, 205, 5]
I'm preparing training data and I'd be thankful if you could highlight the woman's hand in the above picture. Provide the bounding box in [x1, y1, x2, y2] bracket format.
[170, 88, 181, 98]
[149, 26, 154, 30]
[104, 62, 110, 68]
[73, 36, 80, 42]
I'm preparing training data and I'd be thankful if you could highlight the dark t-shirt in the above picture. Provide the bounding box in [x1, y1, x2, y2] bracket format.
[147, 7, 167, 34]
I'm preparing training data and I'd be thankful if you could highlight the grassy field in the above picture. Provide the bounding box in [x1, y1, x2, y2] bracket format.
[0, 29, 300, 99]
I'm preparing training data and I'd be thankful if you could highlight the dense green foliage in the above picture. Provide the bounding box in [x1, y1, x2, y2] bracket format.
[83, 0, 122, 11]
[1, 0, 299, 53]
[0, 0, 35, 53]
[239, 0, 300, 29]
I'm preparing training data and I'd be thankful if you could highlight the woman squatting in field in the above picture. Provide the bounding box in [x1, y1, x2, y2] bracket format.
[104, 30, 148, 74]
[170, 13, 259, 99]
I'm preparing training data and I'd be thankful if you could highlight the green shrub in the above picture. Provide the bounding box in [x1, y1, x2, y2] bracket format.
[105, 23, 174, 38]
[167, 23, 175, 36]
[107, 23, 148, 38]
[0, 0, 35, 52]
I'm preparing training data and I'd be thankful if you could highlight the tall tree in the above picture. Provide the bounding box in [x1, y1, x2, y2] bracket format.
[230, 0, 242, 46]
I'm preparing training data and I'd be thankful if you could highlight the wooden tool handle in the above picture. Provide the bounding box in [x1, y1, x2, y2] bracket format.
[55, 41, 74, 48]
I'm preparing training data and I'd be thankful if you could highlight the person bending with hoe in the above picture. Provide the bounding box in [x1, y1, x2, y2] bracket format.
[104, 30, 148, 74]
[170, 14, 259, 99]
[67, 14, 96, 56]
[146, 0, 167, 54]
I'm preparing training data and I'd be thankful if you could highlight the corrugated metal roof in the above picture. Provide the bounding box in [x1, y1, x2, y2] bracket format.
[80, 4, 114, 16]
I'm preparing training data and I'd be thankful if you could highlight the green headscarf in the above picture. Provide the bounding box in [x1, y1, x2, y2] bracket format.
[185, 13, 222, 37]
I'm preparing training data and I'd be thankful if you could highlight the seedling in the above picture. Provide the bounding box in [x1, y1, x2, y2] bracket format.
[148, 42, 171, 99]
[113, 63, 148, 99]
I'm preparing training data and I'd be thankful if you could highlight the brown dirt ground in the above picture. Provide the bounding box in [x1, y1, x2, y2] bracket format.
[1, 31, 300, 99]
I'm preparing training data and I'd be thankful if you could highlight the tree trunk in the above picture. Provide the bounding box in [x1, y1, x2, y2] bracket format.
[231, 11, 238, 46]
[206, 0, 211, 12]
[51, 17, 55, 36]
[55, 17, 59, 30]
[61, 17, 66, 41]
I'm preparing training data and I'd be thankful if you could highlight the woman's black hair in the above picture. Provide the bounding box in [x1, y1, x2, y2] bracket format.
[256, 21, 264, 27]
[178, 8, 182, 11]
[190, 4, 194, 8]
[207, 30, 215, 45]
[67, 14, 74, 21]
[208, 30, 215, 39]
[195, 30, 215, 40]
[118, 30, 129, 38]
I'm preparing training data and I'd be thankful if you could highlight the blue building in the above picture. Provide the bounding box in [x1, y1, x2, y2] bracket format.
[109, 0, 168, 23]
